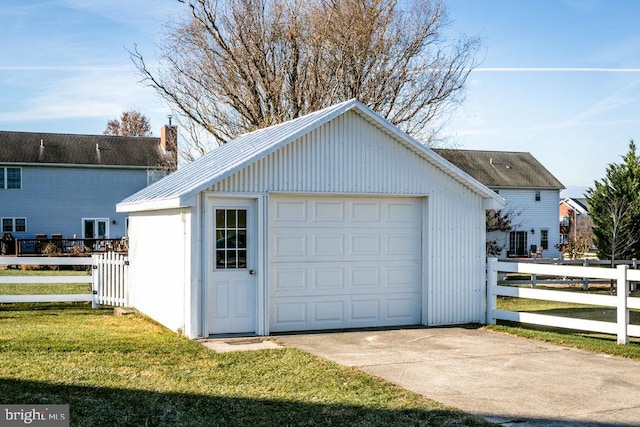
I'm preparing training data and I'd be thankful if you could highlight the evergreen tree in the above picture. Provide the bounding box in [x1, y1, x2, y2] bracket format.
[586, 140, 640, 264]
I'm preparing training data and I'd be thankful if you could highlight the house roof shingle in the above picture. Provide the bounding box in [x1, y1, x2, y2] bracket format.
[0, 130, 166, 168]
[433, 149, 565, 190]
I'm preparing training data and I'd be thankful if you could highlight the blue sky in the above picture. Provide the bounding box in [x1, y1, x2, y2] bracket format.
[2, 1, 639, 197]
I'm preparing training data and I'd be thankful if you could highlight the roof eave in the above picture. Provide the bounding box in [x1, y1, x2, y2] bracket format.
[0, 161, 161, 170]
[117, 197, 185, 213]
[491, 185, 566, 190]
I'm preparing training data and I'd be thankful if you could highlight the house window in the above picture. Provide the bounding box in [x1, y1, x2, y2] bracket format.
[541, 229, 549, 250]
[535, 190, 541, 201]
[0, 167, 22, 189]
[2, 218, 27, 233]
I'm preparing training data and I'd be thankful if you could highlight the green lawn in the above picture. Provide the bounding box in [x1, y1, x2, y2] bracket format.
[0, 303, 492, 426]
[0, 269, 91, 295]
[491, 285, 640, 359]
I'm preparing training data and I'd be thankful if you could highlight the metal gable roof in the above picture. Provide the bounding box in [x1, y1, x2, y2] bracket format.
[118, 99, 504, 212]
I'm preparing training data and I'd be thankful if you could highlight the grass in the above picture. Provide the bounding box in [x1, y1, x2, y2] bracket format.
[491, 285, 640, 359]
[0, 303, 492, 426]
[0, 269, 91, 295]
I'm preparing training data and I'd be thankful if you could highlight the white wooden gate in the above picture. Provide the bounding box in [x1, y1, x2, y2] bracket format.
[92, 252, 129, 307]
[0, 253, 129, 308]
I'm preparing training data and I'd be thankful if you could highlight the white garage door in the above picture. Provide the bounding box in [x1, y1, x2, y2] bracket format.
[269, 196, 423, 332]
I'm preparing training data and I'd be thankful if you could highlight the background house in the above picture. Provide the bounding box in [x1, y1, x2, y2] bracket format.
[0, 126, 176, 245]
[559, 197, 590, 245]
[434, 149, 564, 259]
[118, 99, 504, 338]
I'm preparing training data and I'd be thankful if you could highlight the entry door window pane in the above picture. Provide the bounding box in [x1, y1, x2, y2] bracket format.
[216, 208, 247, 269]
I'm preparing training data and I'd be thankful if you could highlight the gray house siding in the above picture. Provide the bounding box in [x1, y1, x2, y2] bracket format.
[0, 165, 150, 239]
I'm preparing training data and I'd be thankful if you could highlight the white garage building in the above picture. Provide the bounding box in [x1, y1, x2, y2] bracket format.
[117, 100, 504, 338]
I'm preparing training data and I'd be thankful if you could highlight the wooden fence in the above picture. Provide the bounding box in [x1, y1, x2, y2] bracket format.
[487, 258, 640, 344]
[0, 253, 128, 308]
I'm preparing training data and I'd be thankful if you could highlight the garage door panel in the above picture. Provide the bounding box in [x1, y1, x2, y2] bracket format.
[351, 267, 381, 288]
[274, 200, 307, 222]
[352, 202, 381, 221]
[314, 235, 345, 255]
[313, 300, 345, 323]
[269, 195, 423, 332]
[271, 262, 418, 297]
[271, 198, 421, 228]
[273, 234, 307, 257]
[351, 235, 381, 255]
[270, 294, 421, 332]
[386, 296, 421, 320]
[313, 201, 345, 221]
[387, 202, 420, 223]
[315, 268, 345, 290]
[270, 230, 421, 261]
[273, 301, 307, 327]
[273, 268, 307, 291]
[351, 299, 380, 321]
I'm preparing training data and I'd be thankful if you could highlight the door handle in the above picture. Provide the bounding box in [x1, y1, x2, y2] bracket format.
[249, 270, 256, 275]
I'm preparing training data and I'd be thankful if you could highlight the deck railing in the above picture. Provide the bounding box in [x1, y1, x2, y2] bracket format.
[1, 238, 128, 256]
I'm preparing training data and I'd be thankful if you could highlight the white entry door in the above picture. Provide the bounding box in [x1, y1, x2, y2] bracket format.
[207, 199, 257, 334]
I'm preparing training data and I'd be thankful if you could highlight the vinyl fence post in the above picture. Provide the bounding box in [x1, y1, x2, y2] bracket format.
[486, 257, 498, 325]
[582, 259, 589, 291]
[91, 254, 100, 309]
[616, 264, 629, 345]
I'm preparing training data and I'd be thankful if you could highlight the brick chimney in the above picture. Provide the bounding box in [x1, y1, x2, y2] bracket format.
[160, 124, 178, 171]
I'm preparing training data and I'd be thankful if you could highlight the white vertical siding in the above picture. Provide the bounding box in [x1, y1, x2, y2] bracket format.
[128, 208, 190, 333]
[211, 111, 451, 195]
[208, 111, 488, 326]
[498, 189, 561, 259]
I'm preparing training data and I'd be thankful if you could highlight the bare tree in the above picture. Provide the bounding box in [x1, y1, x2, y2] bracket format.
[104, 110, 152, 137]
[600, 199, 638, 268]
[485, 208, 523, 257]
[131, 0, 480, 159]
[563, 215, 594, 260]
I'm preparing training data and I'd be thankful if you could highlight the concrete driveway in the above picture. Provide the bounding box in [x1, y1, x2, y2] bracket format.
[275, 327, 640, 426]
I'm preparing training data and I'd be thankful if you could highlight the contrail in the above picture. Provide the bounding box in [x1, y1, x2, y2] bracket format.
[474, 67, 640, 73]
[0, 65, 129, 71]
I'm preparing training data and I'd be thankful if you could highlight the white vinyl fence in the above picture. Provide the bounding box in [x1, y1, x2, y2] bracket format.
[0, 253, 128, 308]
[487, 258, 640, 344]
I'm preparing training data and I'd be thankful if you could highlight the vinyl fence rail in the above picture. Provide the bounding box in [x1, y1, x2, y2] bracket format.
[487, 257, 640, 345]
[0, 253, 128, 308]
[499, 258, 639, 291]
